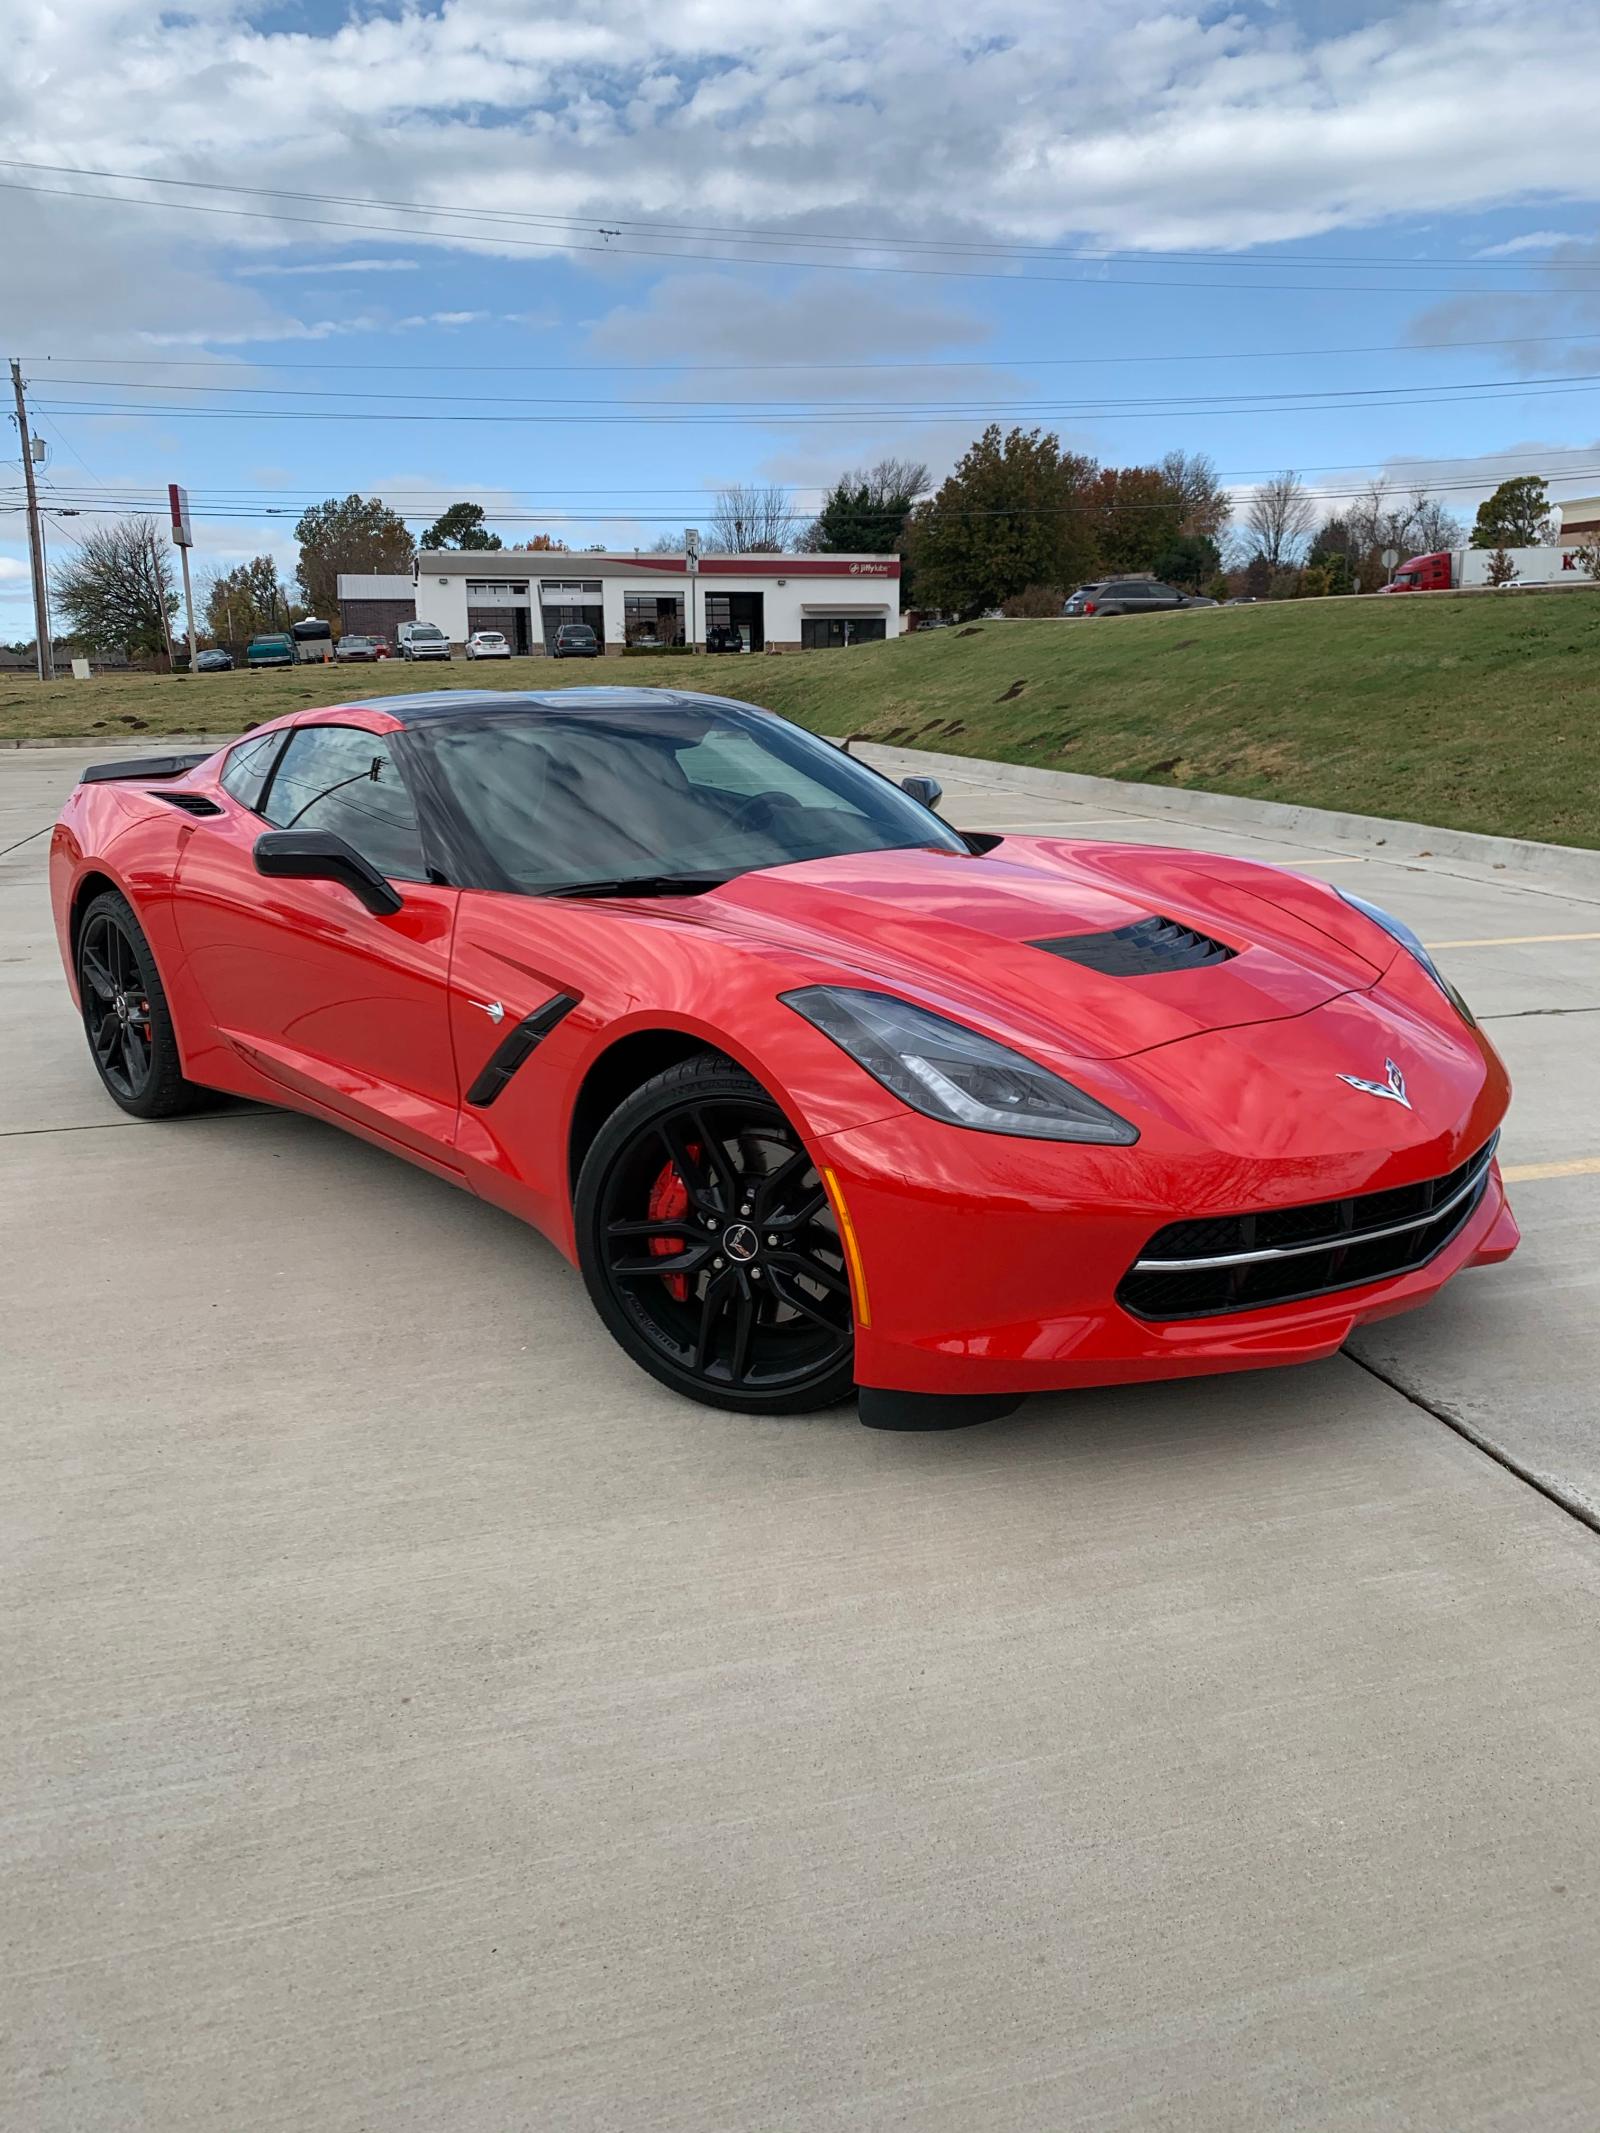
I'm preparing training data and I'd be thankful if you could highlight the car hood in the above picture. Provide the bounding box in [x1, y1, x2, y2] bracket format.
[671, 839, 1388, 1062]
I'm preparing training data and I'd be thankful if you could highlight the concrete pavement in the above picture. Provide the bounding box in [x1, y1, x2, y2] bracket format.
[4, 742, 1600, 2131]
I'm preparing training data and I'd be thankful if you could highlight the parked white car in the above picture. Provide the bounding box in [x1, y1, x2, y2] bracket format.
[465, 630, 511, 660]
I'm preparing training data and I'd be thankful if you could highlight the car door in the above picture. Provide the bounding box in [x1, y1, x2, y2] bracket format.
[173, 722, 463, 1170]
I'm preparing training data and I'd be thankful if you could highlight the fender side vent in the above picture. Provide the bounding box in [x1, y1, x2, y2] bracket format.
[150, 790, 226, 816]
[466, 993, 579, 1107]
[1032, 913, 1237, 975]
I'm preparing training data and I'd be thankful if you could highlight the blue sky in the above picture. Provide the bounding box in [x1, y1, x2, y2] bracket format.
[5, 0, 1600, 636]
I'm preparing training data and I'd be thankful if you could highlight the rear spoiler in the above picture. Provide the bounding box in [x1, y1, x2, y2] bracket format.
[79, 751, 213, 785]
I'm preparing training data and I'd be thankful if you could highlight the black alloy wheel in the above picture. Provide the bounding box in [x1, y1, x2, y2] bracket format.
[75, 889, 211, 1119]
[577, 1057, 856, 1415]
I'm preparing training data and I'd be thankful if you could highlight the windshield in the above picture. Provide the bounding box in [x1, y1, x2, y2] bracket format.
[411, 626, 445, 640]
[413, 700, 968, 894]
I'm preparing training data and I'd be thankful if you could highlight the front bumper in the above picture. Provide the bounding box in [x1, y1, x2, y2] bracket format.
[821, 1110, 1518, 1399]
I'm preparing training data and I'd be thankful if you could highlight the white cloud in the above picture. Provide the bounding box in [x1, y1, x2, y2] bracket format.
[235, 258, 421, 277]
[1474, 231, 1572, 257]
[0, 556, 30, 582]
[7, 0, 1600, 271]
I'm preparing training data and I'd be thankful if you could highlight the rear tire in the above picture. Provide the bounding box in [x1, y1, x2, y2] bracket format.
[575, 1056, 856, 1416]
[75, 889, 213, 1119]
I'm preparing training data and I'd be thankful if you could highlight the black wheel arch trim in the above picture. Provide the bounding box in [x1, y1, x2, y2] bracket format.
[465, 992, 581, 1106]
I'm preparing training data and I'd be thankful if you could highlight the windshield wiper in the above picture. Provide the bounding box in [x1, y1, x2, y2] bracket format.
[540, 871, 732, 900]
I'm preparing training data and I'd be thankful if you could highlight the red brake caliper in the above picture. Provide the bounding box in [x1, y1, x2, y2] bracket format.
[647, 1146, 700, 1302]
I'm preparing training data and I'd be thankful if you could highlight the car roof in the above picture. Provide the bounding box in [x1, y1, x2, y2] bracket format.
[314, 686, 761, 729]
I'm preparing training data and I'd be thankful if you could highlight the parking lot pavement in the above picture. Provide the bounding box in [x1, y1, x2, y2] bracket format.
[5, 744, 1600, 2132]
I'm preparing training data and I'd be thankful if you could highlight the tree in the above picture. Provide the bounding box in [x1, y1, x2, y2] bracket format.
[999, 582, 1069, 617]
[419, 501, 503, 551]
[1571, 539, 1600, 582]
[294, 494, 414, 619]
[1086, 464, 1185, 573]
[52, 518, 177, 659]
[1470, 475, 1554, 550]
[905, 426, 1098, 617]
[507, 534, 568, 552]
[1244, 552, 1273, 599]
[202, 555, 288, 643]
[804, 458, 929, 556]
[1207, 572, 1231, 602]
[1152, 533, 1222, 590]
[707, 483, 798, 552]
[1159, 450, 1231, 540]
[1245, 472, 1315, 569]
[1485, 546, 1520, 587]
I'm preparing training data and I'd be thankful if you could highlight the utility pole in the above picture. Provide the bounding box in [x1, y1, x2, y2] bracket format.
[9, 359, 53, 682]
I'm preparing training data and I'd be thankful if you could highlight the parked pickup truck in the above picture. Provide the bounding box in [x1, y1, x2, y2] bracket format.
[245, 633, 295, 668]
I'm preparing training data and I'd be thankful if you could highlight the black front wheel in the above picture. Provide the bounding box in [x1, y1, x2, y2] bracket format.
[576, 1057, 856, 1415]
[76, 890, 212, 1119]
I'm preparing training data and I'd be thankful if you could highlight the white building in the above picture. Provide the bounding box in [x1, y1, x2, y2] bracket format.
[339, 551, 902, 655]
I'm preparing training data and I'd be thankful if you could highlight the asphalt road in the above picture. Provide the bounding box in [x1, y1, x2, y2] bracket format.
[4, 740, 1599, 2132]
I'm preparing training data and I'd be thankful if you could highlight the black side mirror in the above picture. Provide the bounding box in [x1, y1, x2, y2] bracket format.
[901, 774, 943, 811]
[253, 829, 403, 915]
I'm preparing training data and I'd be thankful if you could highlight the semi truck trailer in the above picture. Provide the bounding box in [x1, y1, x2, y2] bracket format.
[1380, 545, 1592, 592]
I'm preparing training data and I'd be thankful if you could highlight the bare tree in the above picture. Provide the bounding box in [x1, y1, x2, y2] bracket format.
[1159, 449, 1231, 540]
[707, 482, 798, 553]
[52, 518, 177, 658]
[1245, 472, 1315, 569]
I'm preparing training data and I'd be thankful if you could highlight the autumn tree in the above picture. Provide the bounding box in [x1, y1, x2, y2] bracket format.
[202, 554, 288, 642]
[294, 494, 414, 619]
[1470, 475, 1554, 549]
[1085, 465, 1185, 573]
[907, 427, 1098, 615]
[1485, 546, 1520, 586]
[420, 501, 503, 551]
[52, 519, 177, 658]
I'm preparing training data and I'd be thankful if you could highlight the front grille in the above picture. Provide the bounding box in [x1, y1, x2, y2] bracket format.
[1117, 1134, 1497, 1320]
[1032, 913, 1236, 976]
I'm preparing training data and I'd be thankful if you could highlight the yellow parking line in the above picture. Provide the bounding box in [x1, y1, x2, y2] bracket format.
[1500, 1157, 1600, 1183]
[1429, 931, 1600, 949]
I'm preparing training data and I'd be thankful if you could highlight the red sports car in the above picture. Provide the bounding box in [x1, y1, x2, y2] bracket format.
[51, 688, 1517, 1429]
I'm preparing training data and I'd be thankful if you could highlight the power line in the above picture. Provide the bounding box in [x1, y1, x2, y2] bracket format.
[19, 330, 1600, 377]
[2, 176, 1591, 299]
[0, 159, 1590, 277]
[29, 366, 1600, 412]
[32, 380, 1600, 427]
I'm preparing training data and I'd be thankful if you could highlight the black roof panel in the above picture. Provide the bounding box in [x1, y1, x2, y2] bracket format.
[345, 685, 765, 725]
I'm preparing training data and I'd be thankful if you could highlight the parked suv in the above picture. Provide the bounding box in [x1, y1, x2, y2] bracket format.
[1063, 580, 1216, 617]
[398, 623, 451, 661]
[553, 622, 600, 659]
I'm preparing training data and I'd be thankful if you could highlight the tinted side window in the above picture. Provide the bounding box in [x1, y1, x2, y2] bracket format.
[262, 727, 426, 881]
[219, 730, 286, 813]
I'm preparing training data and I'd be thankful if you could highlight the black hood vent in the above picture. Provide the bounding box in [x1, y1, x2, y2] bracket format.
[1031, 913, 1237, 976]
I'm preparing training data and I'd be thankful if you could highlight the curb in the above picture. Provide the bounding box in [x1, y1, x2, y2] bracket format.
[854, 741, 1600, 900]
[2, 733, 240, 752]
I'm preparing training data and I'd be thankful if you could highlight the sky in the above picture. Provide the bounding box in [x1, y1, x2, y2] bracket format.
[5, 0, 1600, 637]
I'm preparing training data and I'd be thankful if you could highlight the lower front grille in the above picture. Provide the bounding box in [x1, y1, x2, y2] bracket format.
[1117, 1134, 1498, 1321]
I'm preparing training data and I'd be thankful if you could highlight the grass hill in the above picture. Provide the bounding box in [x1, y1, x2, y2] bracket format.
[5, 591, 1598, 848]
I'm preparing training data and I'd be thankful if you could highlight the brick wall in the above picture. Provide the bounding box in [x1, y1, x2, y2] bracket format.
[339, 596, 416, 642]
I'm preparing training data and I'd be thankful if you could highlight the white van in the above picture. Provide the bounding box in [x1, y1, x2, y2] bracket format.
[397, 621, 452, 661]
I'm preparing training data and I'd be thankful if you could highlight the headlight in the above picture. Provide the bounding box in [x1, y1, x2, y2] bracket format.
[1337, 889, 1476, 1027]
[782, 986, 1139, 1144]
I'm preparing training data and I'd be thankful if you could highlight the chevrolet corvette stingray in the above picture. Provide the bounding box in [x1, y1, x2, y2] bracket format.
[50, 688, 1518, 1428]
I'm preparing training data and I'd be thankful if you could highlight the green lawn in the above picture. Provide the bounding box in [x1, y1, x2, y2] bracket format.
[6, 592, 1598, 847]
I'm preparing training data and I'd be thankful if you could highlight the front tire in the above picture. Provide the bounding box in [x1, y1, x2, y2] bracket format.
[575, 1056, 856, 1415]
[76, 889, 212, 1119]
